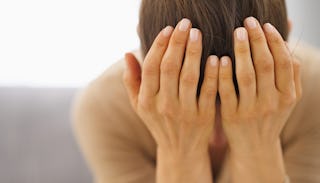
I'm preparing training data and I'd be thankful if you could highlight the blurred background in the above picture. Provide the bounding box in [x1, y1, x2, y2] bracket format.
[0, 0, 319, 182]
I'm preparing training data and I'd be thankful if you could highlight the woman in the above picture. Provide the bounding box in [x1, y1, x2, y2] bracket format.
[72, 0, 320, 182]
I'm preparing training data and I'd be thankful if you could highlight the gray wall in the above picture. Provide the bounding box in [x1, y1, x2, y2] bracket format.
[287, 0, 320, 47]
[0, 88, 92, 183]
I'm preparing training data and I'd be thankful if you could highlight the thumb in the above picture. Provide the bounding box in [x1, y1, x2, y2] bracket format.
[123, 52, 141, 108]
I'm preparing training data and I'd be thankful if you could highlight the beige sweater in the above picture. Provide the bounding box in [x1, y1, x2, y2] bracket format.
[72, 42, 320, 183]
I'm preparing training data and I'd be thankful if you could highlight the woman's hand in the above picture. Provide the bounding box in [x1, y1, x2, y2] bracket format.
[218, 17, 302, 183]
[123, 19, 217, 183]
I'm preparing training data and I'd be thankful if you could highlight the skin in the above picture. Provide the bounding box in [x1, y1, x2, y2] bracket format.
[123, 17, 302, 183]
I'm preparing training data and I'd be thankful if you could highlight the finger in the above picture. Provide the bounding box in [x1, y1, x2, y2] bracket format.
[263, 23, 295, 94]
[123, 53, 142, 109]
[218, 56, 238, 114]
[292, 57, 303, 100]
[244, 17, 276, 97]
[234, 27, 257, 108]
[141, 26, 174, 97]
[199, 56, 219, 114]
[160, 18, 192, 100]
[179, 28, 202, 108]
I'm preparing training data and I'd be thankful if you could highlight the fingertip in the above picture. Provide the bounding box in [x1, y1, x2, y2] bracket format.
[263, 23, 276, 34]
[263, 23, 284, 43]
[244, 16, 258, 29]
[162, 26, 174, 37]
[178, 18, 192, 32]
[208, 55, 219, 67]
[234, 27, 248, 42]
[189, 28, 201, 42]
[220, 56, 231, 67]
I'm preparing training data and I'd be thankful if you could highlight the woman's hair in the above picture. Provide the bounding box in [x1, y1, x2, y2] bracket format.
[138, 0, 288, 95]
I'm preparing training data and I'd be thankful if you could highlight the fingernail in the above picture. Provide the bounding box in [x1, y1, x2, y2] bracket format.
[246, 17, 257, 29]
[162, 26, 173, 37]
[264, 23, 275, 33]
[236, 28, 247, 41]
[189, 28, 199, 42]
[179, 18, 191, 31]
[221, 57, 229, 67]
[209, 56, 218, 67]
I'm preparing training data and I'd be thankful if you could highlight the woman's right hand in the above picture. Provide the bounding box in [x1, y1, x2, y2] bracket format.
[123, 18, 219, 153]
[123, 19, 218, 183]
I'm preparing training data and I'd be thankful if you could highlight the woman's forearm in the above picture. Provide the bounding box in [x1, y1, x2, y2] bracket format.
[228, 140, 287, 183]
[156, 147, 214, 183]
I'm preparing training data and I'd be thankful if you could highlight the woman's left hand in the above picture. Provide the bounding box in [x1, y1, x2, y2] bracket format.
[219, 16, 302, 152]
[218, 17, 302, 182]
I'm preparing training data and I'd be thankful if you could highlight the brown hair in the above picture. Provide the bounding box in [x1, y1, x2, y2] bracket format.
[138, 0, 288, 96]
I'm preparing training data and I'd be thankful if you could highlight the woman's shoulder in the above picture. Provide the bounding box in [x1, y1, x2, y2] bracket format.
[288, 40, 320, 105]
[289, 40, 320, 79]
[279, 41, 320, 181]
[289, 41, 320, 106]
[72, 49, 156, 158]
[281, 41, 320, 146]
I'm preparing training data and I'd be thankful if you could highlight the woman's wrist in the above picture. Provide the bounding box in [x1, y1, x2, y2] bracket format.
[156, 146, 213, 183]
[228, 139, 287, 183]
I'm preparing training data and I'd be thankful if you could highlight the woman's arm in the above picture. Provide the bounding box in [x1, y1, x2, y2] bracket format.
[228, 140, 287, 183]
[156, 147, 213, 183]
[72, 65, 157, 183]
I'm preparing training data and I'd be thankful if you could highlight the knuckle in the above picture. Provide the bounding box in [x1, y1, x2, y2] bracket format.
[205, 71, 219, 81]
[221, 111, 236, 121]
[261, 104, 277, 117]
[258, 58, 274, 73]
[278, 58, 292, 70]
[237, 72, 255, 87]
[250, 31, 265, 43]
[261, 62, 274, 73]
[219, 91, 233, 101]
[160, 60, 180, 76]
[171, 36, 186, 47]
[159, 100, 175, 117]
[181, 73, 199, 86]
[187, 47, 201, 57]
[142, 63, 158, 76]
[219, 72, 233, 80]
[155, 39, 167, 48]
[281, 93, 297, 106]
[242, 112, 257, 122]
[202, 85, 217, 97]
[187, 43, 202, 56]
[268, 33, 283, 45]
[236, 44, 250, 54]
